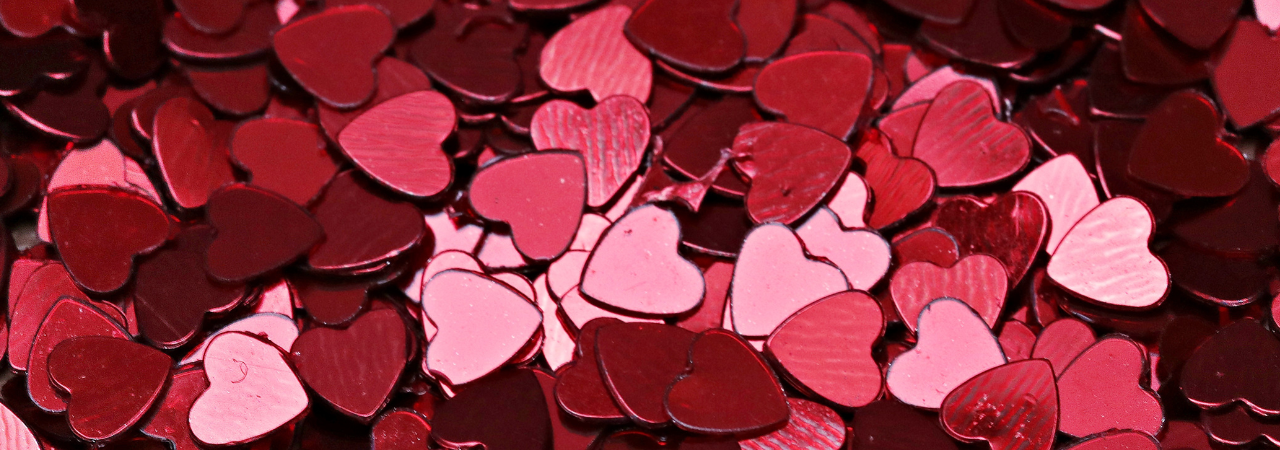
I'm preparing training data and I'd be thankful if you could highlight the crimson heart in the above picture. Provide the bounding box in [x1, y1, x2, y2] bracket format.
[1139, 0, 1240, 49]
[172, 0, 244, 33]
[933, 192, 1049, 283]
[291, 309, 408, 421]
[1203, 405, 1280, 447]
[134, 225, 246, 349]
[151, 96, 237, 210]
[1181, 320, 1280, 415]
[47, 187, 172, 294]
[48, 336, 171, 442]
[732, 122, 853, 225]
[371, 410, 432, 450]
[555, 318, 627, 423]
[307, 171, 426, 272]
[293, 277, 370, 326]
[890, 255, 1008, 333]
[272, 5, 394, 108]
[666, 329, 789, 436]
[765, 291, 883, 408]
[625, 0, 745, 74]
[140, 367, 208, 450]
[856, 131, 936, 229]
[231, 118, 338, 206]
[205, 184, 324, 282]
[539, 5, 651, 102]
[432, 369, 551, 450]
[1030, 318, 1097, 375]
[406, 0, 524, 105]
[328, 0, 431, 28]
[940, 359, 1058, 450]
[1213, 20, 1280, 128]
[338, 91, 457, 198]
[1127, 90, 1248, 197]
[0, 0, 73, 38]
[913, 81, 1031, 187]
[596, 322, 697, 427]
[892, 227, 960, 267]
[754, 52, 874, 140]
[470, 151, 585, 262]
[8, 263, 86, 371]
[530, 97, 649, 207]
[853, 400, 960, 450]
[1057, 336, 1164, 437]
[27, 296, 130, 413]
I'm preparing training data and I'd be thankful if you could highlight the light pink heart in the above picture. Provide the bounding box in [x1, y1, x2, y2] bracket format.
[540, 5, 651, 102]
[826, 173, 869, 228]
[338, 90, 456, 198]
[1012, 154, 1100, 253]
[795, 207, 890, 290]
[1047, 197, 1169, 309]
[189, 332, 307, 446]
[530, 97, 650, 207]
[580, 205, 704, 316]
[422, 270, 541, 386]
[885, 297, 1007, 409]
[731, 223, 850, 337]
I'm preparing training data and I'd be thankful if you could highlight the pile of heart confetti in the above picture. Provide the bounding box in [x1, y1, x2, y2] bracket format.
[4, 0, 1280, 449]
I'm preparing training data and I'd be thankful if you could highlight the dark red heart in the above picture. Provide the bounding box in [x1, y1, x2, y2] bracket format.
[307, 171, 426, 272]
[596, 322, 697, 427]
[28, 296, 130, 414]
[555, 317, 627, 423]
[3, 60, 109, 143]
[151, 96, 237, 209]
[625, 0, 745, 74]
[661, 96, 758, 197]
[1139, 0, 1240, 49]
[853, 400, 959, 450]
[1202, 405, 1280, 447]
[0, 0, 73, 38]
[918, 0, 1035, 68]
[134, 225, 247, 349]
[408, 0, 525, 105]
[205, 183, 324, 282]
[48, 187, 172, 294]
[666, 329, 788, 436]
[161, 1, 275, 61]
[470, 151, 585, 261]
[1127, 90, 1247, 198]
[371, 409, 432, 450]
[753, 51, 874, 140]
[732, 121, 852, 225]
[1172, 161, 1280, 256]
[272, 5, 394, 108]
[1119, 3, 1210, 86]
[291, 309, 408, 421]
[0, 32, 90, 97]
[933, 192, 1049, 284]
[317, 57, 432, 142]
[913, 80, 1031, 187]
[73, 0, 164, 79]
[892, 227, 961, 267]
[883, 0, 973, 24]
[1213, 19, 1280, 128]
[172, 0, 244, 33]
[185, 63, 271, 116]
[231, 117, 338, 206]
[8, 263, 85, 371]
[856, 131, 936, 229]
[48, 336, 171, 442]
[431, 369, 551, 450]
[293, 277, 370, 327]
[140, 367, 208, 450]
[1182, 319, 1280, 415]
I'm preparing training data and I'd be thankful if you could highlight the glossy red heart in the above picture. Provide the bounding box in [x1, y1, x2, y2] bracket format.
[1047, 197, 1170, 309]
[739, 398, 845, 450]
[596, 322, 697, 427]
[531, 97, 649, 207]
[999, 320, 1036, 360]
[856, 131, 936, 229]
[934, 192, 1048, 283]
[74, 0, 164, 79]
[890, 255, 1008, 333]
[794, 207, 891, 291]
[338, 91, 456, 198]
[914, 81, 1031, 187]
[1212, 20, 1280, 128]
[662, 96, 758, 197]
[0, 0, 72, 37]
[232, 118, 338, 206]
[941, 359, 1057, 450]
[48, 187, 172, 293]
[432, 369, 551, 450]
[754, 52, 874, 140]
[1127, 91, 1247, 197]
[625, 0, 744, 74]
[1057, 336, 1164, 437]
[540, 5, 651, 102]
[892, 227, 961, 267]
[48, 336, 171, 442]
[737, 0, 797, 62]
[134, 225, 246, 349]
[731, 224, 850, 337]
[886, 298, 1007, 409]
[555, 317, 626, 423]
[38, 140, 161, 244]
[581, 204, 704, 316]
[1031, 318, 1097, 375]
[27, 296, 129, 413]
[1181, 319, 1280, 415]
[0, 32, 89, 96]
[272, 5, 394, 108]
[8, 263, 85, 371]
[161, 1, 274, 61]
[291, 309, 407, 421]
[1203, 405, 1280, 446]
[189, 332, 308, 446]
[308, 171, 426, 272]
[732, 122, 853, 225]
[1012, 154, 1100, 253]
[920, 0, 1036, 68]
[882, 0, 973, 24]
[371, 409, 432, 450]
[328, 0, 432, 28]
[151, 96, 237, 210]
[3, 59, 109, 143]
[317, 57, 432, 142]
[666, 329, 788, 436]
[406, 0, 525, 105]
[422, 270, 541, 386]
[205, 184, 324, 282]
[140, 367, 207, 450]
[765, 291, 883, 408]
[470, 151, 585, 262]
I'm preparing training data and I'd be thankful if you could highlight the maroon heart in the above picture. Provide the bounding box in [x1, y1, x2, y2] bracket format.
[205, 183, 324, 282]
[172, 0, 245, 33]
[140, 367, 208, 450]
[291, 309, 408, 421]
[307, 171, 426, 272]
[853, 399, 960, 450]
[753, 52, 874, 141]
[185, 63, 271, 116]
[661, 96, 758, 197]
[732, 121, 852, 225]
[666, 329, 788, 436]
[1139, 0, 1240, 50]
[892, 227, 961, 267]
[856, 131, 936, 229]
[1182, 319, 1280, 415]
[293, 277, 371, 327]
[371, 409, 432, 450]
[48, 336, 171, 442]
[1172, 161, 1280, 256]
[161, 1, 275, 61]
[151, 96, 237, 210]
[596, 322, 697, 427]
[555, 317, 627, 423]
[919, 0, 1034, 68]
[0, 32, 90, 97]
[28, 296, 130, 414]
[625, 0, 745, 74]
[73, 0, 164, 79]
[407, 0, 525, 105]
[470, 151, 585, 261]
[317, 57, 432, 142]
[1128, 91, 1248, 198]
[328, 0, 432, 28]
[272, 5, 394, 108]
[1213, 20, 1280, 128]
[3, 60, 109, 144]
[231, 117, 339, 206]
[1119, 3, 1211, 86]
[48, 187, 172, 294]
[134, 225, 247, 349]
[883, 0, 973, 24]
[933, 192, 1049, 284]
[431, 369, 551, 450]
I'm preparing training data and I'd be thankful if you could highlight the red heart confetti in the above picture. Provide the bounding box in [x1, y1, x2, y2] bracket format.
[1181, 319, 1280, 415]
[48, 336, 171, 442]
[625, 0, 744, 74]
[422, 270, 541, 386]
[765, 291, 883, 408]
[1031, 318, 1097, 375]
[1047, 197, 1170, 309]
[1212, 19, 1280, 128]
[0, 401, 40, 450]
[754, 51, 874, 140]
[857, 131, 937, 229]
[738, 398, 845, 450]
[665, 329, 789, 436]
[307, 171, 426, 272]
[151, 96, 236, 210]
[27, 296, 130, 413]
[338, 91, 457, 198]
[188, 332, 309, 446]
[555, 317, 627, 423]
[932, 192, 1049, 283]
[133, 225, 246, 348]
[432, 369, 551, 450]
[794, 207, 891, 290]
[940, 359, 1058, 450]
[140, 367, 208, 450]
[470, 151, 585, 262]
[1126, 90, 1248, 197]
[272, 5, 394, 108]
[1012, 154, 1100, 253]
[291, 308, 408, 421]
[913, 80, 1032, 187]
[47, 187, 172, 293]
[540, 5, 652, 102]
[596, 322, 697, 427]
[231, 118, 339, 206]
[733, 121, 853, 225]
[890, 254, 1009, 333]
[205, 184, 324, 282]
[1057, 336, 1164, 437]
[530, 97, 650, 208]
[886, 297, 1007, 409]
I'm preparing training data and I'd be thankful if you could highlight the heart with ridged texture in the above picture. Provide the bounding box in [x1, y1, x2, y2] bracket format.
[1057, 336, 1164, 437]
[754, 51, 874, 140]
[940, 359, 1058, 450]
[732, 121, 853, 225]
[890, 254, 1008, 334]
[290, 309, 407, 421]
[794, 207, 891, 291]
[766, 291, 883, 408]
[913, 81, 1031, 187]
[530, 97, 649, 207]
[540, 5, 651, 102]
[338, 91, 456, 198]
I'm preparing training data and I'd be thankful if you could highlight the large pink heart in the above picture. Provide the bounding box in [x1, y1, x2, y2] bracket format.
[421, 270, 541, 386]
[469, 151, 585, 262]
[885, 298, 1007, 409]
[795, 207, 891, 291]
[530, 97, 649, 207]
[539, 5, 651, 102]
[1047, 197, 1170, 309]
[1057, 337, 1164, 437]
[338, 91, 456, 198]
[189, 332, 308, 446]
[731, 223, 849, 337]
[580, 205, 704, 316]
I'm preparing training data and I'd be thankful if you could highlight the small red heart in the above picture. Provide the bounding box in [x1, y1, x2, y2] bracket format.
[794, 207, 891, 291]
[919, 0, 1035, 68]
[737, 0, 797, 62]
[431, 369, 551, 450]
[754, 52, 874, 140]
[765, 291, 883, 408]
[74, 0, 164, 79]
[151, 96, 237, 210]
[555, 317, 627, 423]
[892, 227, 961, 267]
[317, 57, 432, 142]
[540, 5, 652, 102]
[1012, 154, 1100, 253]
[739, 398, 845, 450]
[3, 60, 109, 143]
[933, 192, 1049, 283]
[291, 309, 408, 421]
[1125, 4, 1210, 86]
[1064, 430, 1161, 450]
[913, 81, 1031, 187]
[272, 5, 394, 108]
[731, 224, 849, 338]
[1181, 320, 1280, 415]
[470, 151, 585, 262]
[596, 322, 697, 427]
[882, 0, 973, 24]
[856, 131, 936, 229]
[406, 1, 525, 105]
[1057, 336, 1164, 437]
[232, 118, 339, 206]
[189, 332, 308, 446]
[625, 0, 745, 74]
[172, 0, 245, 34]
[999, 320, 1036, 360]
[48, 336, 171, 442]
[581, 205, 704, 316]
[886, 298, 1006, 409]
[294, 277, 370, 326]
[140, 367, 208, 450]
[422, 270, 541, 386]
[27, 296, 129, 414]
[732, 122, 853, 225]
[531, 97, 650, 207]
[1047, 197, 1170, 309]
[940, 359, 1058, 450]
[205, 184, 324, 282]
[371, 409, 432, 450]
[0, 32, 89, 96]
[1030, 318, 1096, 375]
[134, 225, 246, 349]
[1127, 91, 1248, 198]
[890, 254, 1008, 333]
[666, 328, 788, 436]
[307, 171, 426, 272]
[1171, 161, 1280, 256]
[338, 91, 457, 198]
[0, 400, 39, 449]
[161, 1, 275, 61]
[47, 187, 172, 293]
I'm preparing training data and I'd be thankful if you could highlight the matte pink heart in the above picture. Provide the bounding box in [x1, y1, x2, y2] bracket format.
[885, 298, 1007, 409]
[189, 332, 308, 446]
[795, 207, 891, 291]
[539, 5, 651, 102]
[889, 254, 1008, 333]
[530, 97, 649, 207]
[580, 205, 704, 316]
[826, 173, 869, 229]
[1012, 154, 1100, 253]
[1057, 337, 1164, 437]
[338, 90, 456, 198]
[421, 270, 541, 386]
[1047, 197, 1170, 309]
[470, 151, 585, 262]
[731, 223, 850, 337]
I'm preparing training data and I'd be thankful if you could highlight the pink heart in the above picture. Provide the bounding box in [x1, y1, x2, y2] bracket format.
[826, 173, 869, 229]
[422, 270, 541, 386]
[530, 97, 649, 207]
[1030, 318, 1096, 375]
[580, 205, 704, 316]
[189, 332, 308, 446]
[338, 91, 456, 198]
[1057, 337, 1164, 437]
[795, 207, 891, 291]
[539, 5, 651, 102]
[889, 254, 1009, 333]
[731, 223, 850, 337]
[885, 298, 1007, 409]
[1047, 197, 1170, 309]
[1012, 154, 1100, 253]
[470, 151, 585, 262]
[0, 401, 38, 450]
[765, 291, 884, 408]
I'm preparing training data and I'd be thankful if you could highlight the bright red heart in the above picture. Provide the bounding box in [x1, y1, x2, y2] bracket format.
[596, 322, 697, 427]
[933, 192, 1049, 284]
[151, 96, 236, 210]
[731, 224, 850, 337]
[892, 227, 961, 267]
[886, 298, 1007, 409]
[754, 52, 874, 140]
[48, 336, 171, 442]
[580, 204, 704, 316]
[272, 5, 394, 108]
[8, 263, 86, 371]
[27, 296, 129, 413]
[47, 187, 172, 293]
[739, 398, 845, 450]
[765, 291, 883, 408]
[940, 359, 1058, 450]
[470, 151, 585, 262]
[205, 184, 324, 282]
[307, 171, 426, 272]
[134, 225, 246, 349]
[189, 332, 308, 446]
[913, 81, 1031, 187]
[530, 97, 649, 207]
[1127, 90, 1248, 198]
[140, 367, 208, 450]
[1057, 336, 1164, 437]
[732, 122, 853, 225]
[1012, 154, 1100, 253]
[232, 118, 339, 206]
[540, 5, 651, 102]
[625, 0, 745, 74]
[1047, 197, 1170, 309]
[338, 91, 456, 198]
[666, 329, 789, 436]
[890, 254, 1008, 333]
[856, 131, 936, 229]
[555, 317, 627, 423]
[1212, 20, 1280, 128]
[422, 270, 541, 386]
[1030, 318, 1097, 375]
[291, 309, 407, 421]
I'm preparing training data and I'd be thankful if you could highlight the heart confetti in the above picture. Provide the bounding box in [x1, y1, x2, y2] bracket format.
[886, 297, 1007, 409]
[470, 151, 585, 261]
[338, 91, 457, 198]
[890, 255, 1009, 333]
[733, 121, 853, 225]
[272, 5, 394, 108]
[665, 329, 789, 436]
[189, 332, 309, 446]
[422, 270, 541, 386]
[754, 51, 874, 140]
[765, 291, 883, 408]
[530, 97, 650, 207]
[1057, 336, 1164, 437]
[48, 336, 171, 442]
[731, 224, 850, 337]
[1047, 197, 1170, 309]
[580, 204, 704, 316]
[540, 5, 651, 102]
[291, 309, 408, 421]
[940, 359, 1058, 450]
[47, 187, 172, 293]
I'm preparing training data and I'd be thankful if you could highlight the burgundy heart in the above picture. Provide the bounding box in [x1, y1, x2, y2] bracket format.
[856, 131, 936, 229]
[1182, 319, 1280, 415]
[754, 52, 874, 140]
[172, 0, 245, 33]
[940, 359, 1058, 450]
[853, 400, 960, 450]
[231, 118, 338, 206]
[555, 318, 627, 423]
[732, 121, 852, 225]
[151, 96, 237, 209]
[308, 171, 426, 272]
[1213, 20, 1280, 128]
[470, 151, 585, 261]
[1139, 0, 1240, 49]
[272, 5, 394, 108]
[371, 410, 432, 450]
[3, 61, 109, 144]
[47, 187, 172, 294]
[933, 192, 1049, 284]
[74, 0, 164, 79]
[28, 297, 130, 414]
[596, 322, 697, 427]
[48, 336, 171, 442]
[338, 91, 457, 198]
[407, 0, 525, 105]
[134, 225, 247, 349]
[882, 0, 973, 24]
[913, 81, 1031, 187]
[431, 369, 551, 450]
[140, 367, 208, 450]
[291, 309, 408, 421]
[0, 32, 89, 96]
[625, 0, 745, 74]
[890, 255, 1009, 333]
[1127, 90, 1248, 198]
[666, 329, 789, 436]
[293, 277, 371, 327]
[205, 183, 324, 282]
